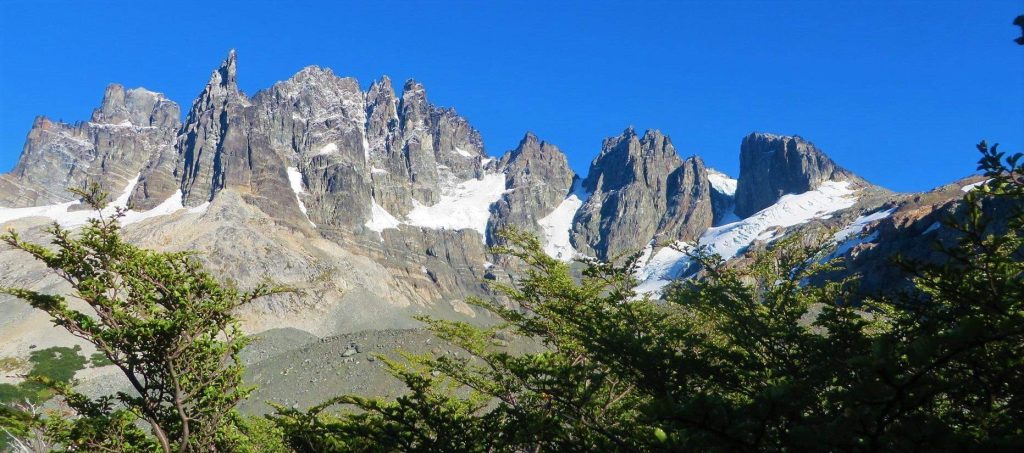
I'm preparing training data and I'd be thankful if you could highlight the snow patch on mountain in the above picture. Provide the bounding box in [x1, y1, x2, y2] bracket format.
[405, 172, 507, 239]
[634, 242, 694, 294]
[833, 208, 896, 243]
[538, 181, 588, 261]
[0, 175, 208, 228]
[818, 207, 896, 263]
[635, 181, 859, 294]
[365, 199, 402, 233]
[286, 167, 316, 227]
[961, 179, 991, 192]
[317, 143, 338, 155]
[707, 169, 737, 196]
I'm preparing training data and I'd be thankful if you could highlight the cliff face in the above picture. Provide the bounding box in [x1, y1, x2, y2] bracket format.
[486, 132, 576, 245]
[733, 133, 863, 217]
[2, 50, 952, 342]
[571, 128, 713, 261]
[0, 84, 179, 207]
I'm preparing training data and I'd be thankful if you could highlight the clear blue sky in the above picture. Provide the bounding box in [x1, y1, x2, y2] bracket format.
[1, 1, 1021, 192]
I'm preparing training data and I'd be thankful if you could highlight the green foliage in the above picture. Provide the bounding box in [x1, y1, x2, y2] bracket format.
[0, 184, 285, 452]
[0, 346, 90, 450]
[274, 142, 1024, 451]
[0, 346, 89, 405]
[0, 357, 25, 373]
[88, 351, 112, 367]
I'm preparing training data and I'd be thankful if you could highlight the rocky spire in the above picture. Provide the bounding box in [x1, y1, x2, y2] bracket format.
[571, 128, 712, 261]
[210, 49, 238, 93]
[175, 50, 250, 207]
[487, 132, 575, 244]
[365, 75, 400, 157]
[397, 79, 441, 204]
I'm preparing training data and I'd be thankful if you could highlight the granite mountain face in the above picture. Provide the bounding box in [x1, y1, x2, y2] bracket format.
[0, 51, 984, 360]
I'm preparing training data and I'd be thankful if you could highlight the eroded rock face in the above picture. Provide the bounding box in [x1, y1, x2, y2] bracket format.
[486, 132, 576, 244]
[91, 84, 180, 128]
[0, 85, 179, 207]
[173, 49, 250, 207]
[659, 157, 714, 243]
[571, 128, 713, 261]
[252, 66, 371, 229]
[4, 49, 944, 347]
[734, 133, 860, 217]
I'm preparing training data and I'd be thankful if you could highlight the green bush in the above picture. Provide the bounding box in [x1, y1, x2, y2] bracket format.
[271, 143, 1023, 451]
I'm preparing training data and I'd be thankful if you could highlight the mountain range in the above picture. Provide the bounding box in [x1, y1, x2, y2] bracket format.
[0, 51, 986, 408]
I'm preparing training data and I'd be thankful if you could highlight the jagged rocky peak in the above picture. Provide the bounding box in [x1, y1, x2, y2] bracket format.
[430, 107, 485, 160]
[366, 76, 398, 121]
[173, 50, 256, 208]
[583, 127, 680, 193]
[211, 49, 239, 92]
[572, 127, 713, 261]
[658, 155, 713, 242]
[253, 64, 366, 162]
[502, 132, 555, 164]
[364, 76, 399, 158]
[90, 84, 180, 128]
[734, 132, 862, 217]
[399, 79, 430, 129]
[186, 49, 247, 116]
[0, 81, 181, 207]
[487, 132, 575, 244]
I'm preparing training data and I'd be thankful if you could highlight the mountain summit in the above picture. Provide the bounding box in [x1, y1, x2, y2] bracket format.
[0, 51, 973, 365]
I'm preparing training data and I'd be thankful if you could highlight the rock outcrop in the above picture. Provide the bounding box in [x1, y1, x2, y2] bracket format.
[0, 85, 179, 207]
[486, 132, 575, 244]
[571, 128, 713, 260]
[733, 133, 860, 217]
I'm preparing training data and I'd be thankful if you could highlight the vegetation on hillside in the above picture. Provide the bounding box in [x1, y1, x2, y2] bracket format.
[0, 10, 1020, 453]
[0, 186, 286, 452]
[268, 142, 1023, 452]
[0, 145, 1021, 450]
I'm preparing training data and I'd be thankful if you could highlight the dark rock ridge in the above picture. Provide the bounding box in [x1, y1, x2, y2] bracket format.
[486, 132, 576, 245]
[571, 128, 713, 261]
[733, 133, 862, 217]
[124, 51, 489, 230]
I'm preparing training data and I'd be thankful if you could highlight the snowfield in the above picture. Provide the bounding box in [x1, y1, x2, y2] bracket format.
[406, 172, 507, 238]
[819, 208, 896, 263]
[286, 167, 316, 227]
[960, 179, 991, 192]
[365, 199, 402, 233]
[635, 181, 859, 294]
[707, 169, 737, 196]
[364, 172, 508, 241]
[538, 181, 588, 261]
[634, 241, 694, 294]
[0, 175, 209, 228]
[833, 208, 895, 243]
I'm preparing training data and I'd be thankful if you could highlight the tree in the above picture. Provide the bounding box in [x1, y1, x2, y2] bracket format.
[273, 141, 1022, 452]
[1, 185, 284, 452]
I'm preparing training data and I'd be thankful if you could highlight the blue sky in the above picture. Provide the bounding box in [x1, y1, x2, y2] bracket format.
[1, 0, 1021, 192]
